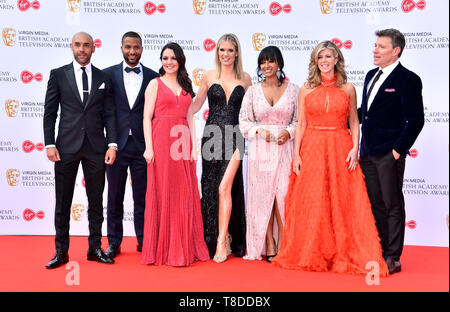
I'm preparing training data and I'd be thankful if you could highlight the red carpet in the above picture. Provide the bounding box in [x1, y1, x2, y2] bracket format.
[0, 235, 447, 292]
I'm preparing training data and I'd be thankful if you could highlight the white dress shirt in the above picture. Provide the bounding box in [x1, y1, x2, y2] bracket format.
[123, 62, 143, 109]
[73, 60, 92, 101]
[367, 60, 399, 110]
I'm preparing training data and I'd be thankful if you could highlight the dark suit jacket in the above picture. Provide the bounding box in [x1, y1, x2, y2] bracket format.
[43, 63, 117, 154]
[359, 62, 424, 157]
[103, 62, 159, 152]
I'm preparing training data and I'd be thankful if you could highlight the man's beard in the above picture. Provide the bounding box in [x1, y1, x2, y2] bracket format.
[124, 55, 141, 66]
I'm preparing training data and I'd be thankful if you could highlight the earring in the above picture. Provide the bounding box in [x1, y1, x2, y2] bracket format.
[276, 69, 281, 79]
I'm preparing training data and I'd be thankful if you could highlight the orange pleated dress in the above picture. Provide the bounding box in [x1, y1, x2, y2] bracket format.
[272, 75, 389, 276]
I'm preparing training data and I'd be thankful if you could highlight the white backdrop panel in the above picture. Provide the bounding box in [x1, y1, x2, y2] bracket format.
[0, 0, 448, 247]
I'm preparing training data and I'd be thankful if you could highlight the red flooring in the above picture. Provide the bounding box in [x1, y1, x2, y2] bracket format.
[0, 235, 448, 292]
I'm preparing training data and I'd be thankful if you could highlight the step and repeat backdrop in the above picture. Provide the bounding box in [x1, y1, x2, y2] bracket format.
[0, 0, 448, 247]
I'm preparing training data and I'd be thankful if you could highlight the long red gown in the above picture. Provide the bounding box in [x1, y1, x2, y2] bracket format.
[272, 75, 389, 276]
[141, 78, 210, 266]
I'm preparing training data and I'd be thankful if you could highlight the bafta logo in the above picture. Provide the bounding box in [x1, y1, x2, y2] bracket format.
[5, 100, 19, 118]
[320, 0, 334, 14]
[6, 169, 20, 186]
[192, 68, 205, 87]
[67, 0, 81, 12]
[193, 0, 207, 15]
[252, 33, 267, 51]
[2, 28, 17, 47]
[71, 204, 85, 221]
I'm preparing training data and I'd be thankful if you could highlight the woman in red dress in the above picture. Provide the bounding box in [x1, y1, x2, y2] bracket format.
[272, 41, 389, 276]
[141, 42, 209, 266]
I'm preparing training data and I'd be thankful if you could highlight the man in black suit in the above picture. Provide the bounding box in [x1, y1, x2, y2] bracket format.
[103, 32, 159, 258]
[44, 32, 117, 269]
[359, 28, 424, 274]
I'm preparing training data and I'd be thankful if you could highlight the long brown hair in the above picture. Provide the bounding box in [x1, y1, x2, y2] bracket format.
[159, 42, 195, 98]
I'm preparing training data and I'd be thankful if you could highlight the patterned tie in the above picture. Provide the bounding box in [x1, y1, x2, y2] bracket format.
[366, 70, 383, 104]
[81, 66, 89, 106]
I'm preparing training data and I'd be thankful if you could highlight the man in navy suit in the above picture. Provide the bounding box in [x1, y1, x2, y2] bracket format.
[359, 28, 424, 274]
[103, 31, 159, 258]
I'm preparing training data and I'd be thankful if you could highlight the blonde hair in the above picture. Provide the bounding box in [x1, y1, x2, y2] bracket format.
[306, 40, 347, 88]
[215, 33, 244, 80]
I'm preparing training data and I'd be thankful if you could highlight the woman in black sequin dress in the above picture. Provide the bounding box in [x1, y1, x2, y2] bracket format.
[192, 34, 252, 262]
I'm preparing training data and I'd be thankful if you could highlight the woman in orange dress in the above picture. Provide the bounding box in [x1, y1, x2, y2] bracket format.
[272, 41, 388, 276]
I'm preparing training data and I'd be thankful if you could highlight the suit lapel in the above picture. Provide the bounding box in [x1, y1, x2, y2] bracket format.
[85, 66, 101, 110]
[64, 63, 83, 105]
[132, 65, 149, 110]
[363, 69, 377, 114]
[116, 62, 130, 110]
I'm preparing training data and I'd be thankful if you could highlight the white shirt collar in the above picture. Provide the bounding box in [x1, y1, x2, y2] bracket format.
[73, 60, 92, 73]
[377, 60, 399, 76]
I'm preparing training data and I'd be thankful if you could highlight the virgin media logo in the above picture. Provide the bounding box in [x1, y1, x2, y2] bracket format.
[203, 39, 216, 52]
[23, 209, 44, 221]
[409, 148, 418, 158]
[18, 0, 40, 11]
[405, 220, 417, 229]
[22, 140, 44, 153]
[332, 38, 353, 49]
[21, 70, 42, 83]
[94, 39, 102, 48]
[401, 0, 426, 13]
[269, 2, 291, 16]
[203, 109, 209, 121]
[144, 2, 166, 15]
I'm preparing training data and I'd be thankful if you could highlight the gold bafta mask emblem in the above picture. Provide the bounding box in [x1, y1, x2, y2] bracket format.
[193, 0, 207, 15]
[71, 204, 85, 221]
[5, 100, 19, 118]
[192, 68, 205, 87]
[68, 0, 81, 12]
[6, 169, 20, 186]
[320, 0, 335, 14]
[252, 33, 267, 52]
[2, 28, 16, 47]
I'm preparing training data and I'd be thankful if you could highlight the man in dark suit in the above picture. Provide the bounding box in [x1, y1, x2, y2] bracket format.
[359, 28, 424, 274]
[44, 32, 117, 269]
[103, 31, 159, 258]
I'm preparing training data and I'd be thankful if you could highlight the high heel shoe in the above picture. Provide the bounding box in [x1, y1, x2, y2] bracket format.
[226, 233, 232, 256]
[213, 239, 228, 263]
[265, 238, 277, 263]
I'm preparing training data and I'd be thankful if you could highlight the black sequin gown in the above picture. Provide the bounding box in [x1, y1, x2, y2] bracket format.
[201, 83, 246, 258]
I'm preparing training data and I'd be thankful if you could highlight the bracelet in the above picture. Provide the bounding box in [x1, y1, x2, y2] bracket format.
[108, 146, 118, 151]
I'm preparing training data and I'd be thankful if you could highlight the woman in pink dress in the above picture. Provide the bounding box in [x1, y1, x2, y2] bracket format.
[141, 42, 209, 266]
[239, 46, 299, 261]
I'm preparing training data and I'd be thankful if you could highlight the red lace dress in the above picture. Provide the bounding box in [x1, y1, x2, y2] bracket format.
[272, 76, 389, 276]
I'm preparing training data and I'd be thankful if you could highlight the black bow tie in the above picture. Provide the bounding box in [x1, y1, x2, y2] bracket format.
[125, 66, 141, 74]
